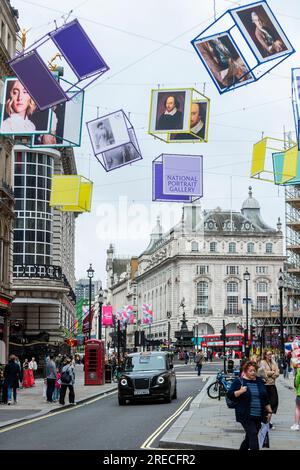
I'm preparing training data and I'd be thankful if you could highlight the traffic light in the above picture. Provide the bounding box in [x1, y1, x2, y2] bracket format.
[250, 325, 256, 339]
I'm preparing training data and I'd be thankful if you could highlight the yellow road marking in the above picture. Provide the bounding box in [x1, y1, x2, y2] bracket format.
[140, 396, 193, 449]
[0, 390, 118, 434]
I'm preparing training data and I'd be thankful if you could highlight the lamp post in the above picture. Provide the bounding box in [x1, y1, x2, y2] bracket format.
[243, 268, 250, 358]
[87, 263, 94, 340]
[278, 269, 285, 367]
[98, 287, 104, 341]
[196, 319, 199, 352]
[167, 311, 172, 352]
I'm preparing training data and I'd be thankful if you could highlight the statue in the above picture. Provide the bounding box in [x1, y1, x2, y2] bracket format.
[47, 52, 62, 71]
[18, 27, 31, 50]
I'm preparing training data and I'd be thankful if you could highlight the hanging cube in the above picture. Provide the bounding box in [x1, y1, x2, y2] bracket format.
[251, 136, 296, 182]
[148, 87, 210, 143]
[86, 109, 142, 172]
[152, 154, 203, 203]
[8, 19, 109, 110]
[50, 175, 93, 212]
[292, 68, 300, 150]
[191, 1, 294, 94]
[273, 146, 300, 185]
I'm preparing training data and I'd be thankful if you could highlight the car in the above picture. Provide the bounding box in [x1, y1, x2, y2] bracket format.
[118, 351, 177, 406]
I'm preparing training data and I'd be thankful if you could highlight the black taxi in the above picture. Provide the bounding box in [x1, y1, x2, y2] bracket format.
[118, 351, 177, 405]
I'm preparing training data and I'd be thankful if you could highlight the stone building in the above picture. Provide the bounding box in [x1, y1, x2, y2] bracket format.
[9, 145, 79, 358]
[0, 0, 19, 363]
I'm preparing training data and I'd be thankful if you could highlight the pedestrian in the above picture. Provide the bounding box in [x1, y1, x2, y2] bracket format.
[195, 349, 205, 376]
[55, 354, 63, 372]
[59, 358, 76, 406]
[15, 356, 23, 388]
[291, 364, 300, 430]
[29, 356, 37, 386]
[0, 367, 5, 403]
[22, 358, 32, 388]
[45, 354, 57, 403]
[4, 355, 21, 405]
[52, 369, 61, 402]
[184, 350, 189, 365]
[259, 350, 279, 429]
[227, 360, 272, 450]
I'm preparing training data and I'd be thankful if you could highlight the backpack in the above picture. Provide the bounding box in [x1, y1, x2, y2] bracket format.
[225, 378, 242, 409]
[61, 366, 72, 384]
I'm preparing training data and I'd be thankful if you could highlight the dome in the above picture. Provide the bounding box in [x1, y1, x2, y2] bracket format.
[241, 186, 260, 211]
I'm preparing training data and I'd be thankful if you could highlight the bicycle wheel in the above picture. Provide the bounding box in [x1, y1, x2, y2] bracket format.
[218, 383, 226, 400]
[207, 381, 219, 399]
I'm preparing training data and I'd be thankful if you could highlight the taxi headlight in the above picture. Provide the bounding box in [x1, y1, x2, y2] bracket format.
[157, 376, 165, 385]
[120, 378, 128, 386]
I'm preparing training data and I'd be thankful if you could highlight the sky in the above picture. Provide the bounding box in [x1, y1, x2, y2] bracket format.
[10, 0, 300, 286]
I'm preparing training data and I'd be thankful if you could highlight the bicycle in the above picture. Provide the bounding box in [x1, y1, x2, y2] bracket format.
[207, 370, 238, 400]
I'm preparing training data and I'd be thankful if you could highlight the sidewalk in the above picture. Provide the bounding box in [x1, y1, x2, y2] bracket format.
[160, 373, 300, 450]
[0, 365, 117, 429]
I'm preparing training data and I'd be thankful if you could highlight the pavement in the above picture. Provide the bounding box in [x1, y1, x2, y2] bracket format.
[0, 364, 117, 429]
[160, 370, 300, 450]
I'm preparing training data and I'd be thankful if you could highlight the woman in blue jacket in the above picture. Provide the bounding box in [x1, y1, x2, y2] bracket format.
[227, 361, 272, 450]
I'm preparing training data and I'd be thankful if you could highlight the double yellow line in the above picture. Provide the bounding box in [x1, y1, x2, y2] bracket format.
[0, 390, 118, 434]
[140, 396, 193, 449]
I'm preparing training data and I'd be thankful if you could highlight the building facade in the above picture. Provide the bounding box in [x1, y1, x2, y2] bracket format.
[107, 188, 285, 348]
[0, 1, 19, 363]
[75, 279, 102, 303]
[9, 145, 78, 359]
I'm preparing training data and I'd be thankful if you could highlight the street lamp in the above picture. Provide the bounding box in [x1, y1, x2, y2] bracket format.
[243, 268, 250, 358]
[98, 287, 104, 341]
[278, 269, 285, 366]
[87, 263, 94, 340]
[167, 311, 172, 352]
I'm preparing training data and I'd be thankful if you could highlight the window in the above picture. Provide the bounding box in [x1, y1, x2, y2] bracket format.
[256, 266, 268, 275]
[191, 241, 199, 252]
[266, 243, 273, 253]
[257, 296, 268, 311]
[210, 242, 217, 252]
[228, 242, 236, 253]
[257, 281, 268, 293]
[196, 265, 209, 275]
[227, 281, 238, 293]
[226, 266, 239, 275]
[197, 281, 209, 314]
[247, 243, 255, 254]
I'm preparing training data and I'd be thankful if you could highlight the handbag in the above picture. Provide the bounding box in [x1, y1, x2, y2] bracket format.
[258, 423, 270, 449]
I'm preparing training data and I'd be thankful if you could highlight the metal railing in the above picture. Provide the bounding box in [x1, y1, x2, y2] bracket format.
[224, 308, 243, 316]
[194, 307, 213, 315]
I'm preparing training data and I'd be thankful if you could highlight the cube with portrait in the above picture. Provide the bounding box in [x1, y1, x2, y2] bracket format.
[152, 153, 203, 203]
[191, 1, 294, 94]
[148, 88, 210, 143]
[86, 109, 142, 172]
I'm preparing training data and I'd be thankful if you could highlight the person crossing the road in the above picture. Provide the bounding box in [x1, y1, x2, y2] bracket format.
[195, 349, 205, 376]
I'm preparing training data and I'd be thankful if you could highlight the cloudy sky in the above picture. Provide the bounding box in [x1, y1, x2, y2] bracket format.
[11, 0, 300, 285]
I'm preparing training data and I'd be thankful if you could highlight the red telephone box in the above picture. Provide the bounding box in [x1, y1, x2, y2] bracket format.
[84, 339, 105, 385]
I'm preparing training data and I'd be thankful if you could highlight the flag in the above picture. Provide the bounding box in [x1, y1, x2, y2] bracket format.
[142, 303, 153, 324]
[102, 305, 113, 326]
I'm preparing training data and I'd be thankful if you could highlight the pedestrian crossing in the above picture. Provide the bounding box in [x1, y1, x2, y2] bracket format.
[175, 373, 209, 381]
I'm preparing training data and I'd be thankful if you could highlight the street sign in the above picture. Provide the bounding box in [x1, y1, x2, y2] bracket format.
[243, 298, 252, 304]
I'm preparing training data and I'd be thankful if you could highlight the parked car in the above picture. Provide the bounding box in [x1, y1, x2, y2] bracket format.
[118, 351, 177, 406]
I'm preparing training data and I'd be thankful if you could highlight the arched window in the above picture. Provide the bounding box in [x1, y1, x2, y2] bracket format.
[197, 281, 209, 315]
[228, 242, 236, 253]
[247, 242, 255, 254]
[257, 281, 268, 293]
[266, 243, 273, 253]
[191, 241, 199, 252]
[226, 281, 239, 314]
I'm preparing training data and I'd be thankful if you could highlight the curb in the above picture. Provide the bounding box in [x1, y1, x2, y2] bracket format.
[0, 385, 117, 431]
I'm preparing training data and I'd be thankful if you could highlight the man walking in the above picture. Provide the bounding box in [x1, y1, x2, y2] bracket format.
[4, 355, 20, 405]
[195, 349, 205, 376]
[46, 355, 57, 403]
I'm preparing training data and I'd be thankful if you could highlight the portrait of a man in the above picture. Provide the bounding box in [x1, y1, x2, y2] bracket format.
[232, 2, 293, 62]
[170, 101, 207, 141]
[194, 33, 253, 91]
[155, 92, 185, 131]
